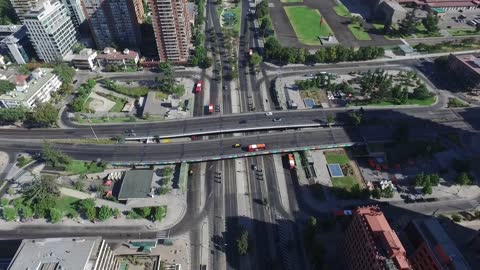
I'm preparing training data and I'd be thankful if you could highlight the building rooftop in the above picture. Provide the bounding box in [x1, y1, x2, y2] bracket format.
[411, 218, 471, 270]
[8, 237, 101, 270]
[0, 68, 57, 102]
[357, 206, 411, 270]
[96, 48, 139, 61]
[452, 54, 480, 76]
[118, 170, 154, 199]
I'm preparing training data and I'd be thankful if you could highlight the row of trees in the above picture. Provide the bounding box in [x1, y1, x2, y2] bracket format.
[0, 102, 59, 126]
[70, 79, 97, 112]
[191, 0, 212, 68]
[128, 206, 167, 222]
[255, 0, 274, 38]
[264, 37, 384, 65]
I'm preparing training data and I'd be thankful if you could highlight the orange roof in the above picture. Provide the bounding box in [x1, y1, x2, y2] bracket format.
[357, 206, 412, 270]
[15, 75, 28, 86]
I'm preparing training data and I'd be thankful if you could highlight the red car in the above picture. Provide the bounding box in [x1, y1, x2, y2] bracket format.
[195, 80, 202, 93]
[208, 104, 214, 114]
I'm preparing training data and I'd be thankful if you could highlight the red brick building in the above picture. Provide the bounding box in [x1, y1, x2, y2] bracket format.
[344, 206, 412, 270]
[403, 218, 471, 270]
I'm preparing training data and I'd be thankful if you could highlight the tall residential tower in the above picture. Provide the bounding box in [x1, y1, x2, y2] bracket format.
[148, 0, 191, 63]
[9, 0, 39, 22]
[24, 0, 78, 62]
[80, 0, 144, 49]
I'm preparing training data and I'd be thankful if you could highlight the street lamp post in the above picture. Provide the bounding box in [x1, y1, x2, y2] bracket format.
[83, 114, 99, 142]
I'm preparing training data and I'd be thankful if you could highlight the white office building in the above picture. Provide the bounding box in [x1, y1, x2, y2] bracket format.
[0, 68, 62, 108]
[9, 0, 39, 22]
[8, 237, 118, 270]
[24, 0, 78, 63]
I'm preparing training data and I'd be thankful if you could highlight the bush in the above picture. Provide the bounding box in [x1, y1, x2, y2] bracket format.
[98, 205, 113, 221]
[0, 198, 9, 207]
[455, 172, 473, 185]
[2, 207, 17, 221]
[451, 214, 462, 222]
[236, 230, 249, 255]
[49, 208, 63, 223]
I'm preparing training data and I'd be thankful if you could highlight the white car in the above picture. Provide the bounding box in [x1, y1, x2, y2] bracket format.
[265, 112, 273, 116]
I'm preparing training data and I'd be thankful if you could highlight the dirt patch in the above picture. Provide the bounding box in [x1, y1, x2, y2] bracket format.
[299, 89, 328, 106]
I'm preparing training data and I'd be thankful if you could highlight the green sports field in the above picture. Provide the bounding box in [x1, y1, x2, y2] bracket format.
[284, 6, 333, 45]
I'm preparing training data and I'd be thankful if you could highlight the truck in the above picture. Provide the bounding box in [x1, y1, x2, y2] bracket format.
[288, 153, 295, 169]
[195, 80, 202, 93]
[247, 144, 266, 152]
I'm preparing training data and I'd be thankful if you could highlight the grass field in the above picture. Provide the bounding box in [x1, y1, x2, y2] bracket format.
[348, 22, 371, 40]
[333, 3, 351, 18]
[448, 28, 480, 36]
[325, 152, 350, 164]
[56, 196, 81, 217]
[281, 0, 303, 2]
[284, 6, 333, 45]
[65, 160, 105, 175]
[331, 176, 357, 190]
[369, 96, 436, 106]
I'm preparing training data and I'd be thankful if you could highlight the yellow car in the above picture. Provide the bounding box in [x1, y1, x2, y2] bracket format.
[233, 143, 241, 148]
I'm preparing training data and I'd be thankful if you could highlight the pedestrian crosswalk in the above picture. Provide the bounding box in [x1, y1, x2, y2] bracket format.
[156, 230, 169, 239]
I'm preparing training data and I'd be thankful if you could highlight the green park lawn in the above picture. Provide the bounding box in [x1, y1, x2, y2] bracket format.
[56, 196, 81, 217]
[65, 160, 105, 175]
[284, 6, 333, 45]
[331, 176, 357, 190]
[448, 28, 480, 36]
[333, 3, 351, 18]
[348, 22, 371, 40]
[325, 152, 350, 164]
[369, 96, 436, 106]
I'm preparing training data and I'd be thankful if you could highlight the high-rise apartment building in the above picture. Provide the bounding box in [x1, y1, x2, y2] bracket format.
[344, 206, 412, 270]
[0, 25, 35, 64]
[149, 0, 191, 63]
[23, 0, 78, 62]
[61, 0, 86, 27]
[9, 0, 39, 22]
[403, 218, 471, 270]
[80, 0, 144, 49]
[7, 237, 118, 270]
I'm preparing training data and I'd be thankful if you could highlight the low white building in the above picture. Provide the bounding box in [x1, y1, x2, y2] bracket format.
[0, 68, 62, 108]
[70, 48, 97, 70]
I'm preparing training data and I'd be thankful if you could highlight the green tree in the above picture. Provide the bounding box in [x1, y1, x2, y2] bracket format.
[422, 182, 433, 195]
[32, 196, 56, 218]
[24, 174, 60, 202]
[236, 230, 249, 255]
[399, 11, 417, 35]
[28, 102, 59, 127]
[2, 207, 17, 221]
[0, 197, 8, 207]
[412, 84, 432, 100]
[53, 63, 75, 84]
[80, 198, 96, 209]
[74, 180, 85, 191]
[49, 208, 63, 223]
[455, 172, 472, 185]
[41, 142, 72, 167]
[158, 61, 173, 74]
[140, 207, 152, 218]
[112, 208, 121, 218]
[0, 79, 15, 94]
[372, 188, 381, 199]
[422, 12, 439, 33]
[21, 206, 34, 220]
[154, 206, 167, 221]
[16, 65, 30, 75]
[98, 205, 113, 221]
[72, 43, 86, 54]
[255, 0, 268, 19]
[0, 107, 27, 123]
[348, 110, 363, 126]
[86, 206, 97, 221]
[451, 214, 462, 222]
[249, 52, 263, 67]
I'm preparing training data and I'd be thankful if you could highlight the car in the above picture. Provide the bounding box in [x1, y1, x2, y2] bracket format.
[195, 80, 203, 93]
[233, 143, 241, 148]
[239, 120, 247, 124]
[248, 48, 253, 56]
[124, 129, 135, 134]
[251, 164, 257, 170]
[73, 79, 78, 84]
[189, 169, 193, 175]
[272, 118, 282, 122]
[265, 112, 273, 116]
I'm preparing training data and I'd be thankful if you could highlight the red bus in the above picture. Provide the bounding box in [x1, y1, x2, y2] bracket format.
[247, 144, 266, 152]
[288, 154, 295, 169]
[195, 80, 202, 93]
